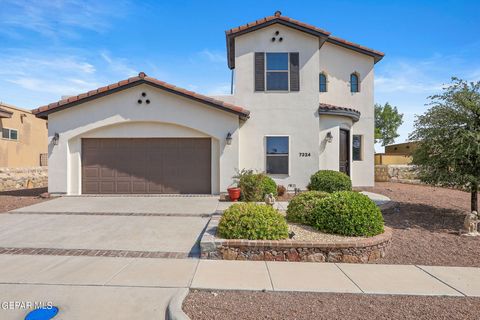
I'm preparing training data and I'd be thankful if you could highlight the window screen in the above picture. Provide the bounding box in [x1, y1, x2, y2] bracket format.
[266, 136, 289, 174]
[352, 135, 362, 161]
[266, 53, 289, 91]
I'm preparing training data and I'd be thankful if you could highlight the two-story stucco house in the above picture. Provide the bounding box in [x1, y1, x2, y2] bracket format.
[33, 12, 384, 195]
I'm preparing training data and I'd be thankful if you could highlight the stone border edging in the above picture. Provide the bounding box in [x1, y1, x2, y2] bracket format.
[200, 217, 392, 263]
[166, 288, 191, 320]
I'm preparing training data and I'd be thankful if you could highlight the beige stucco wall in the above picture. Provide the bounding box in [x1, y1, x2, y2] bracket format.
[0, 104, 48, 168]
[221, 23, 376, 188]
[319, 42, 375, 186]
[47, 84, 240, 195]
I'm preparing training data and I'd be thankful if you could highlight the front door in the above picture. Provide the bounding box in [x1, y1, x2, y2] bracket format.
[339, 129, 350, 176]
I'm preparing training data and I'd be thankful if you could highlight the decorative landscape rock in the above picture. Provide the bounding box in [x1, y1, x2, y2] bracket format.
[375, 165, 420, 184]
[200, 217, 392, 263]
[460, 211, 479, 237]
[0, 167, 47, 192]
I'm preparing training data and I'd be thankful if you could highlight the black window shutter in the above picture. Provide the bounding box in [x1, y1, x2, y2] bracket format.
[289, 52, 300, 91]
[254, 52, 265, 92]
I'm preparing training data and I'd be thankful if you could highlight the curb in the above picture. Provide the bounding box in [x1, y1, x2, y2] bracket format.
[166, 288, 190, 320]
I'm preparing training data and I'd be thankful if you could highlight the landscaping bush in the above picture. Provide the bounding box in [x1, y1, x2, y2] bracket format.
[311, 191, 384, 237]
[307, 170, 352, 193]
[286, 191, 330, 224]
[236, 169, 277, 201]
[277, 185, 287, 197]
[217, 203, 289, 240]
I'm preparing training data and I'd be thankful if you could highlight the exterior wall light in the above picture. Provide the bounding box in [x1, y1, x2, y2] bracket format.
[52, 132, 60, 145]
[326, 131, 333, 143]
[226, 132, 233, 145]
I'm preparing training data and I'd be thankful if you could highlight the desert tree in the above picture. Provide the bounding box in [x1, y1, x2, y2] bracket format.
[410, 78, 480, 212]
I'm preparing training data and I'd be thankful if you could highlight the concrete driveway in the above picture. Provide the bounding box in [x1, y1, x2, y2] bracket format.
[0, 195, 220, 319]
[1, 196, 221, 257]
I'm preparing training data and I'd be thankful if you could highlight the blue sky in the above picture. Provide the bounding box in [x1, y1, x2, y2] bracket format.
[1, 0, 479, 148]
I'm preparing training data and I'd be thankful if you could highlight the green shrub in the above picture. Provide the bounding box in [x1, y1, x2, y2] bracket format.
[311, 191, 384, 237]
[217, 203, 288, 240]
[235, 169, 277, 201]
[286, 191, 330, 224]
[260, 175, 277, 196]
[308, 170, 352, 193]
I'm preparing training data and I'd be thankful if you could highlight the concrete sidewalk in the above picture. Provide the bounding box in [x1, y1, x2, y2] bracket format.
[191, 260, 479, 297]
[1, 255, 479, 319]
[0, 255, 479, 296]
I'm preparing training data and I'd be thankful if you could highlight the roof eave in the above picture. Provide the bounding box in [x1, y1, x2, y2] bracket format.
[326, 38, 385, 64]
[318, 108, 361, 123]
[33, 79, 250, 120]
[226, 18, 330, 69]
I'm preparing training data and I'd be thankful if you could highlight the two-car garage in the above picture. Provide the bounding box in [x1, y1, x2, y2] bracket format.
[33, 73, 248, 196]
[81, 138, 212, 194]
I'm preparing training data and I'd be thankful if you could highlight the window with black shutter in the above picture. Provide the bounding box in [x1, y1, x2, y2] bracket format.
[254, 52, 265, 91]
[254, 52, 300, 92]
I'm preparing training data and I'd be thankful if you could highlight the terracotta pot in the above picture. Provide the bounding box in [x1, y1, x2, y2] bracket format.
[227, 187, 241, 202]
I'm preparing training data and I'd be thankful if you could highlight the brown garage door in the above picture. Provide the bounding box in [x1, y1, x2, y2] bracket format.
[82, 138, 211, 194]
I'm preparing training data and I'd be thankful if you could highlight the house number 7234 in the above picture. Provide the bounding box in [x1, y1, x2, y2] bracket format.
[299, 152, 311, 157]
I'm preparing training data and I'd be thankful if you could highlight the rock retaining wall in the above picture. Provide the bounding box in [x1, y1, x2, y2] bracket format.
[200, 217, 392, 263]
[0, 167, 48, 191]
[375, 164, 420, 184]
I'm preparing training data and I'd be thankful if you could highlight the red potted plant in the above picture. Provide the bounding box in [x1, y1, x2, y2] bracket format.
[227, 185, 241, 202]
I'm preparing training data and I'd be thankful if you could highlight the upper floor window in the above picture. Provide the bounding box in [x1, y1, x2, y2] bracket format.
[1, 128, 18, 140]
[319, 73, 327, 92]
[350, 73, 359, 93]
[266, 53, 289, 91]
[255, 52, 299, 92]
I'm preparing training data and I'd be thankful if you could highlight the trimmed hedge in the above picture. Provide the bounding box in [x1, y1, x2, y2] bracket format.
[311, 191, 384, 237]
[237, 170, 277, 202]
[308, 170, 352, 193]
[286, 191, 330, 224]
[217, 203, 289, 240]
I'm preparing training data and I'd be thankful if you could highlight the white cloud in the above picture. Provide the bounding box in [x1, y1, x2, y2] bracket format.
[206, 83, 231, 95]
[0, 49, 139, 106]
[7, 77, 99, 96]
[374, 52, 480, 151]
[0, 0, 130, 39]
[100, 51, 137, 77]
[199, 49, 227, 63]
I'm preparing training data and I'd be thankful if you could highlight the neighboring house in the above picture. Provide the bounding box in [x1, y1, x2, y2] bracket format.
[0, 102, 48, 168]
[375, 141, 418, 165]
[32, 11, 384, 195]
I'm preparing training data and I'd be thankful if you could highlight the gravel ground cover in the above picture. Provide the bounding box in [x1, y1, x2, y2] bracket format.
[288, 223, 367, 242]
[360, 182, 480, 266]
[184, 290, 480, 320]
[0, 188, 49, 213]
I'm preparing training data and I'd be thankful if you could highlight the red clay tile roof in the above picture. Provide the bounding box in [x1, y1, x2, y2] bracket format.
[327, 36, 385, 60]
[226, 11, 331, 37]
[318, 103, 361, 122]
[32, 72, 250, 120]
[226, 11, 384, 68]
